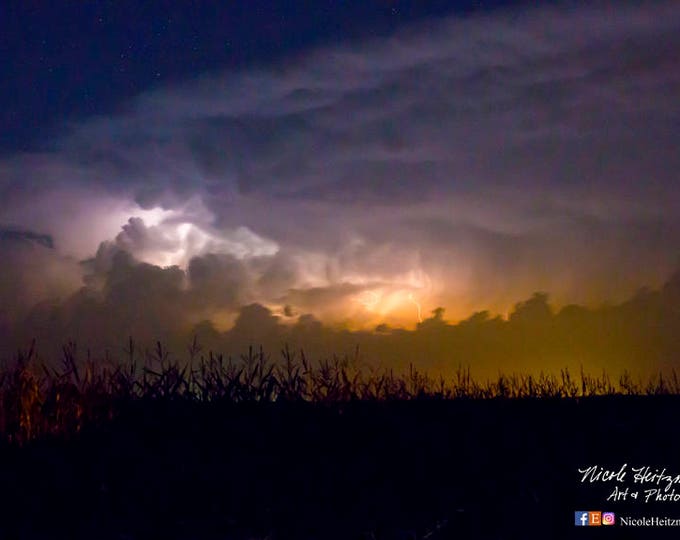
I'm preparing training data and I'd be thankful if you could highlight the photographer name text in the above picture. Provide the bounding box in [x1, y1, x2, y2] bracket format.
[578, 464, 680, 503]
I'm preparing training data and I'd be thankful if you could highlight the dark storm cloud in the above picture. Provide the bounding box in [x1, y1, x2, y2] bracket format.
[15, 0, 673, 210]
[1, 1, 679, 364]
[177, 268, 680, 379]
[0, 231, 81, 333]
[187, 253, 252, 309]
[0, 227, 54, 249]
[282, 283, 368, 311]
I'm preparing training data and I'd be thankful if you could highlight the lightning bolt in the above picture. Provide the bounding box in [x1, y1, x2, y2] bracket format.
[408, 293, 423, 323]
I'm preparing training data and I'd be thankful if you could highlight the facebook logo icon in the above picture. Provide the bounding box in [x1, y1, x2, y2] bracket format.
[575, 511, 590, 526]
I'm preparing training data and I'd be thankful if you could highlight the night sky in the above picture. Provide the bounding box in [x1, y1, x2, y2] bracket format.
[1, 1, 679, 375]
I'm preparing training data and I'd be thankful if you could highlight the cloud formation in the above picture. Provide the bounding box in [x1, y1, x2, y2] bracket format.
[1, 1, 679, 369]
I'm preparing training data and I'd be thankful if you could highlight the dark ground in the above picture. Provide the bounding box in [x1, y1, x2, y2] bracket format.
[1, 396, 679, 539]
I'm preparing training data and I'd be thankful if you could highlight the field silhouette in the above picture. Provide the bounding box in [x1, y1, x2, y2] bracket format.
[1, 341, 680, 539]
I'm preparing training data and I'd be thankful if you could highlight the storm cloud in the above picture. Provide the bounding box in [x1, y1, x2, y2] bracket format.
[1, 1, 679, 370]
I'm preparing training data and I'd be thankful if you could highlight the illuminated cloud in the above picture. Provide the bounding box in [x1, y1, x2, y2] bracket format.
[0, 0, 678, 360]
[114, 216, 279, 268]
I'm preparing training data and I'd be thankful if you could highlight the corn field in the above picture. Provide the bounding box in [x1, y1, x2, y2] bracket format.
[1, 338, 678, 445]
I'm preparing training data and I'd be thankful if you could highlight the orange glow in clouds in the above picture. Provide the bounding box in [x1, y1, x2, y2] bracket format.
[353, 269, 432, 327]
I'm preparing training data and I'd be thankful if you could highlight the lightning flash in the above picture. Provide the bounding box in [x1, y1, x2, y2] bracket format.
[408, 293, 423, 323]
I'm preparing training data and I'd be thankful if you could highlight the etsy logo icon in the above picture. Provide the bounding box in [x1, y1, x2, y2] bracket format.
[589, 511, 602, 526]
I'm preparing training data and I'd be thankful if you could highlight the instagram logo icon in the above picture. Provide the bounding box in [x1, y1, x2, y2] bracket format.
[602, 512, 616, 526]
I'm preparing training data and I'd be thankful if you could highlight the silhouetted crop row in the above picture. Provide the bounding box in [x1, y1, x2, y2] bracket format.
[1, 338, 678, 444]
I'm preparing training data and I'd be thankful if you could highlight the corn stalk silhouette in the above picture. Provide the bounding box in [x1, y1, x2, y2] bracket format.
[1, 338, 679, 444]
